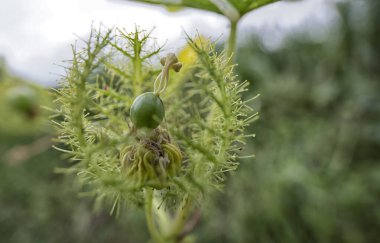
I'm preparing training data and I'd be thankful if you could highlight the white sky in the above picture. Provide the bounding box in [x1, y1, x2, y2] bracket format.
[0, 0, 336, 86]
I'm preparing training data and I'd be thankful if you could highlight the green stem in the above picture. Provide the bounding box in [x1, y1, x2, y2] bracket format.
[145, 188, 165, 243]
[227, 20, 238, 63]
[168, 197, 193, 241]
[133, 29, 142, 96]
[133, 49, 142, 96]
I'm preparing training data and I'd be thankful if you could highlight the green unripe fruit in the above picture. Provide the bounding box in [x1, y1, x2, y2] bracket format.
[130, 92, 165, 129]
[6, 86, 38, 113]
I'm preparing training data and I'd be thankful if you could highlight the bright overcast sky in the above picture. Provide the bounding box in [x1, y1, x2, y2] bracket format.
[0, 0, 336, 86]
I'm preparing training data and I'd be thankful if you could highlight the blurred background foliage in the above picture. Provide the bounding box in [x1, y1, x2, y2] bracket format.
[0, 60, 51, 137]
[198, 0, 380, 242]
[0, 0, 379, 242]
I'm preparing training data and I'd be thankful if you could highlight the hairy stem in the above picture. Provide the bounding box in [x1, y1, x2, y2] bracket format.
[133, 44, 142, 96]
[133, 28, 143, 96]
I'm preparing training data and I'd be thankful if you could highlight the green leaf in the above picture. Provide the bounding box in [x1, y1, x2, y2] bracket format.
[127, 0, 280, 21]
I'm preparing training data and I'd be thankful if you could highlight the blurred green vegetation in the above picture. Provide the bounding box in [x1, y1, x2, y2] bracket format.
[0, 0, 379, 242]
[199, 1, 380, 243]
[0, 60, 149, 243]
[0, 61, 51, 137]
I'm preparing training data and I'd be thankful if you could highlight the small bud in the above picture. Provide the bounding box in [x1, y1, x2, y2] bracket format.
[172, 63, 182, 72]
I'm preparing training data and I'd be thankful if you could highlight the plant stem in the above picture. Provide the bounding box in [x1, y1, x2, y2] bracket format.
[133, 44, 142, 96]
[227, 20, 238, 63]
[169, 197, 193, 241]
[133, 28, 142, 96]
[145, 188, 165, 243]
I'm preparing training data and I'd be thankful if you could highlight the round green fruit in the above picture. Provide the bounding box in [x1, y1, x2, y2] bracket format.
[130, 92, 165, 129]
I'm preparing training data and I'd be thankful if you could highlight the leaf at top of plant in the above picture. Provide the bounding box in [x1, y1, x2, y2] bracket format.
[126, 0, 280, 21]
[165, 5, 184, 12]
